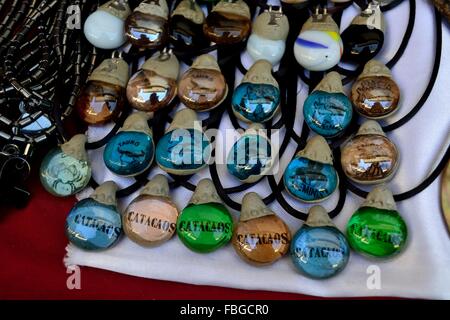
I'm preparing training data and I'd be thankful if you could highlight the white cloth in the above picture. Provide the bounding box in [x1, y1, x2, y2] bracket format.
[64, 0, 450, 299]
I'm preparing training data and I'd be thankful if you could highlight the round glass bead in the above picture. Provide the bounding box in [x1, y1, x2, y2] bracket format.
[347, 206, 408, 258]
[123, 195, 178, 246]
[290, 225, 349, 279]
[284, 156, 338, 202]
[177, 203, 234, 253]
[156, 128, 211, 174]
[232, 83, 280, 123]
[40, 147, 91, 197]
[103, 131, 154, 177]
[227, 134, 272, 182]
[66, 198, 122, 250]
[303, 91, 353, 138]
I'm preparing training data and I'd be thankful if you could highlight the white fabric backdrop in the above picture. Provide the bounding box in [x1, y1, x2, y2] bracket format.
[65, 0, 450, 299]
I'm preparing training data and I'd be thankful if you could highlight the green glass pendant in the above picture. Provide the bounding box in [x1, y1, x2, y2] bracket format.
[347, 185, 408, 258]
[177, 178, 234, 253]
[40, 134, 91, 197]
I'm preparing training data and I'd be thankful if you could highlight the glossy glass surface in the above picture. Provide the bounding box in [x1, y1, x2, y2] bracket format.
[103, 131, 154, 177]
[156, 128, 211, 174]
[303, 91, 353, 138]
[232, 83, 280, 123]
[347, 207, 407, 258]
[40, 147, 91, 197]
[66, 198, 122, 250]
[227, 134, 272, 181]
[124, 195, 178, 246]
[284, 156, 338, 202]
[341, 25, 384, 63]
[177, 202, 233, 253]
[125, 12, 168, 49]
[170, 15, 209, 49]
[203, 11, 251, 44]
[76, 81, 125, 125]
[290, 225, 349, 279]
[232, 215, 291, 265]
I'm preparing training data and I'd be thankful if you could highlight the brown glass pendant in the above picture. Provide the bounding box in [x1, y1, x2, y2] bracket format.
[76, 57, 129, 125]
[127, 49, 179, 113]
[341, 120, 400, 184]
[232, 192, 291, 265]
[351, 60, 400, 119]
[178, 54, 228, 111]
[125, 0, 169, 49]
[203, 0, 252, 45]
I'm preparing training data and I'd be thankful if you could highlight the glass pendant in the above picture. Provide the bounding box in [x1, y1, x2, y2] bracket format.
[177, 178, 234, 253]
[103, 112, 155, 177]
[341, 1, 385, 63]
[351, 60, 400, 119]
[246, 7, 289, 66]
[84, 0, 131, 49]
[76, 57, 129, 125]
[40, 134, 91, 197]
[232, 192, 291, 265]
[123, 174, 179, 246]
[294, 9, 343, 71]
[156, 108, 212, 175]
[232, 60, 280, 123]
[203, 0, 252, 45]
[227, 123, 274, 183]
[303, 71, 353, 138]
[125, 0, 169, 49]
[178, 54, 228, 112]
[290, 206, 350, 279]
[347, 185, 408, 258]
[66, 181, 122, 250]
[284, 135, 338, 202]
[127, 49, 179, 113]
[341, 120, 399, 184]
[170, 0, 210, 50]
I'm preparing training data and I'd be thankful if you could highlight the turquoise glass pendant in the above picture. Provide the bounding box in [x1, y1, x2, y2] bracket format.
[232, 60, 281, 123]
[294, 10, 343, 71]
[303, 72, 353, 138]
[347, 185, 408, 258]
[177, 179, 234, 253]
[66, 181, 122, 250]
[156, 109, 212, 175]
[103, 112, 155, 177]
[290, 206, 350, 279]
[284, 135, 338, 202]
[40, 134, 91, 197]
[227, 124, 273, 183]
[246, 7, 289, 66]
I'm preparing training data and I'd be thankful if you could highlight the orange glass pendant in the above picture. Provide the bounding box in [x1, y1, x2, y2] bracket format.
[127, 49, 179, 113]
[76, 57, 129, 125]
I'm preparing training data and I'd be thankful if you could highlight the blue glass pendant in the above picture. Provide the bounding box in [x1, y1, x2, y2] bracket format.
[66, 181, 122, 250]
[227, 124, 273, 183]
[303, 72, 353, 138]
[291, 206, 350, 279]
[294, 11, 343, 71]
[40, 134, 91, 197]
[156, 109, 212, 175]
[284, 136, 338, 202]
[232, 60, 280, 123]
[104, 112, 155, 177]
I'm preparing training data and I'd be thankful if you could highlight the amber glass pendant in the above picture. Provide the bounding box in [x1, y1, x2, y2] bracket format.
[232, 192, 291, 265]
[341, 120, 399, 184]
[125, 0, 169, 49]
[127, 49, 179, 113]
[178, 54, 228, 112]
[76, 56, 129, 125]
[203, 0, 252, 45]
[351, 60, 400, 119]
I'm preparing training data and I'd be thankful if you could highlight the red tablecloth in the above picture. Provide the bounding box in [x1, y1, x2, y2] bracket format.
[0, 172, 319, 300]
